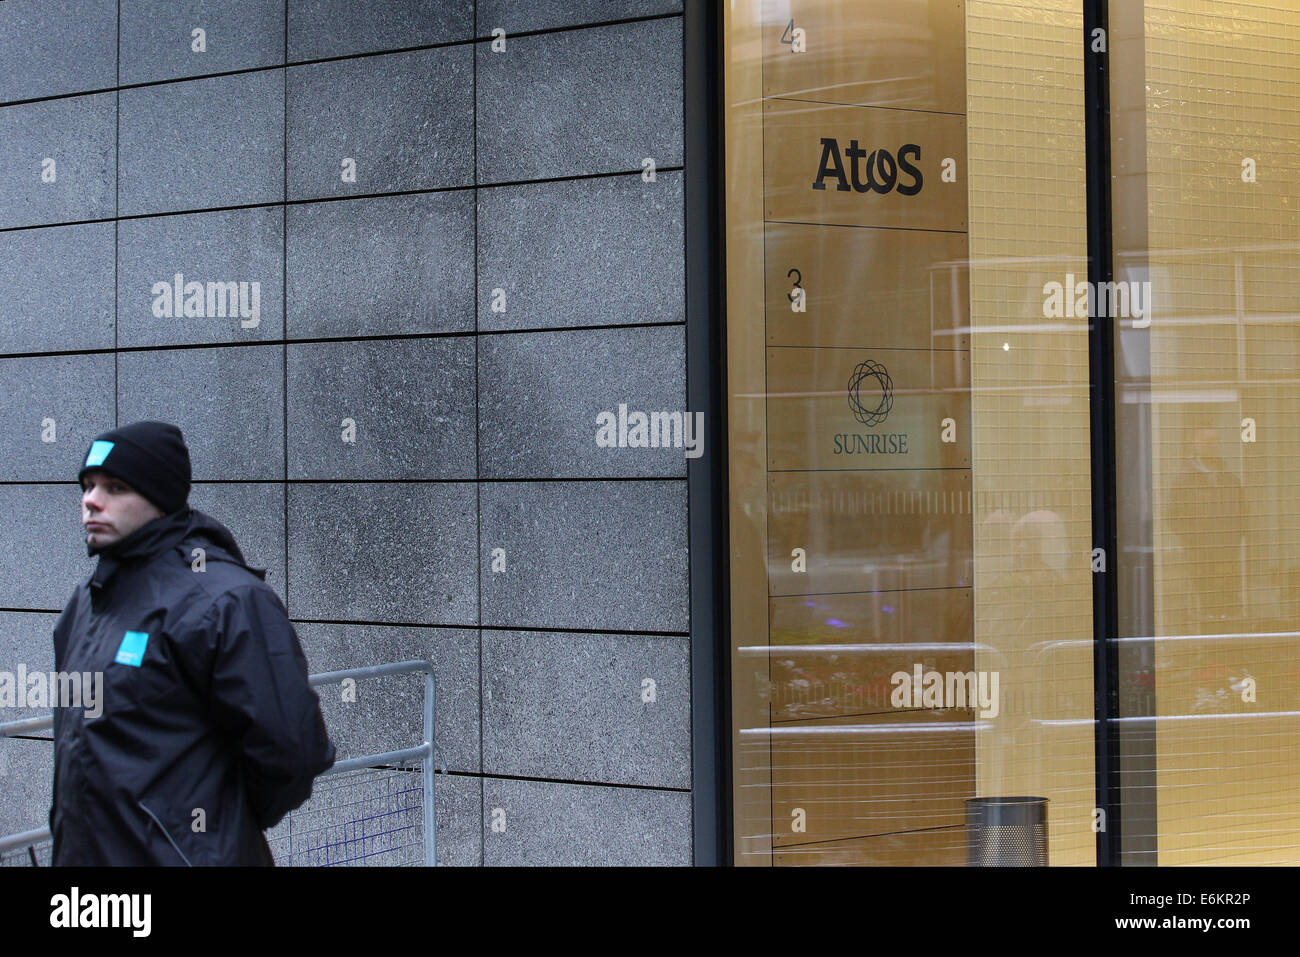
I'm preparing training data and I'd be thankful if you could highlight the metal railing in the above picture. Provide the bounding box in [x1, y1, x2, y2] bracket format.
[0, 659, 437, 866]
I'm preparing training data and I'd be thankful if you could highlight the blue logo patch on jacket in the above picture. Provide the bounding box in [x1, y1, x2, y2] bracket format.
[85, 440, 115, 467]
[115, 631, 149, 667]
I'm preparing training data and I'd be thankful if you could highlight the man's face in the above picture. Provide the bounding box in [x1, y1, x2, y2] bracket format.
[81, 471, 164, 549]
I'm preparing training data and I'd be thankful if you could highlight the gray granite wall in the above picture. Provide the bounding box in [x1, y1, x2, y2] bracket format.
[0, 0, 690, 866]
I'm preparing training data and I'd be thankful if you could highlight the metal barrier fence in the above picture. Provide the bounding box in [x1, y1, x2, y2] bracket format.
[0, 659, 437, 867]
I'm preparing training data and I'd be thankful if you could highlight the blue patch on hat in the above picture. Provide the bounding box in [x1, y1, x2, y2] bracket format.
[114, 631, 149, 667]
[85, 440, 115, 467]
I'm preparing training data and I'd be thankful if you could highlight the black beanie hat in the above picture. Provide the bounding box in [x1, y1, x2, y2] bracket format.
[77, 421, 192, 515]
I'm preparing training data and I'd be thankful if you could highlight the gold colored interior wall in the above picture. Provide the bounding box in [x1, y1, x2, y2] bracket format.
[966, 0, 1096, 865]
[722, 0, 772, 864]
[725, 0, 1300, 868]
[1141, 0, 1300, 865]
[728, 0, 1102, 866]
[725, 0, 976, 865]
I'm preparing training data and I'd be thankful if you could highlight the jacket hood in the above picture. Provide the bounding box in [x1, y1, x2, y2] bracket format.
[88, 506, 264, 591]
[183, 508, 254, 570]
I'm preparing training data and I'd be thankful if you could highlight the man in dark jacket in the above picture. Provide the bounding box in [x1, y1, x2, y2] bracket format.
[50, 420, 335, 865]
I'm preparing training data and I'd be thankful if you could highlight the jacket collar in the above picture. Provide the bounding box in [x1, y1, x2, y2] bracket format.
[88, 507, 197, 593]
[87, 506, 266, 593]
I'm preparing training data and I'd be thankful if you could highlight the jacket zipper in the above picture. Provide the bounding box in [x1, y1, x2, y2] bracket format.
[137, 801, 193, 867]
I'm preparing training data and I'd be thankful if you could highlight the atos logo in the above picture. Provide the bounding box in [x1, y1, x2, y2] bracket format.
[812, 138, 923, 195]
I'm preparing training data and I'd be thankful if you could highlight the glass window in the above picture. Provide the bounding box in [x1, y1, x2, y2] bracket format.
[723, 0, 1300, 866]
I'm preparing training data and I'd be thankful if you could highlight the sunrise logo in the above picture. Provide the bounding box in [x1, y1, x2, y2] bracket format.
[848, 359, 893, 427]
